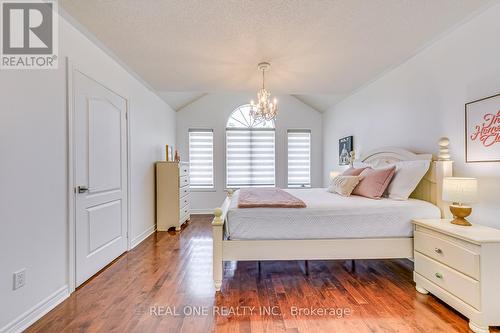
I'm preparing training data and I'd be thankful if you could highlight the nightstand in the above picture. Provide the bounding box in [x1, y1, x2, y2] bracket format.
[412, 219, 500, 333]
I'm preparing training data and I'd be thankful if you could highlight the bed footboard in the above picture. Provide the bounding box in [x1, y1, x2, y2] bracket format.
[212, 195, 231, 292]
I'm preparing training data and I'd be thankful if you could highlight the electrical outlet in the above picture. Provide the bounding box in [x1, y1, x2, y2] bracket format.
[13, 269, 26, 290]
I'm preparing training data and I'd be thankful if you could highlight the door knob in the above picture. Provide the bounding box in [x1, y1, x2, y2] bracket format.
[77, 186, 89, 193]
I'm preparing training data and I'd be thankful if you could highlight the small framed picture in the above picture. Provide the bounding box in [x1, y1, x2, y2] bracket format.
[339, 136, 353, 165]
[465, 93, 500, 163]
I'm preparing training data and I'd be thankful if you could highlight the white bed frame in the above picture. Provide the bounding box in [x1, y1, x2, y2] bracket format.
[212, 142, 453, 291]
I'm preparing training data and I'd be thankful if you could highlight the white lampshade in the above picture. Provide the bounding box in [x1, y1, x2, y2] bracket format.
[442, 177, 478, 205]
[330, 171, 340, 180]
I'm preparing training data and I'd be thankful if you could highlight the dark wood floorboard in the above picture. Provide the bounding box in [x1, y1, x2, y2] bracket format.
[25, 215, 500, 333]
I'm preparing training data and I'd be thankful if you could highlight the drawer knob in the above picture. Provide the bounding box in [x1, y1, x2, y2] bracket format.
[435, 272, 443, 279]
[434, 248, 443, 254]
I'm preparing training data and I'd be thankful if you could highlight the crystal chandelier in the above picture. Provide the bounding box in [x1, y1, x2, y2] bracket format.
[250, 62, 278, 121]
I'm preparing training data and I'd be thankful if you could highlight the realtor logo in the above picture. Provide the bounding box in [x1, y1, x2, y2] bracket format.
[1, 0, 58, 69]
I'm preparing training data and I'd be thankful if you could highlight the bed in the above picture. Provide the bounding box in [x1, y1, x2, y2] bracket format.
[226, 188, 440, 240]
[212, 145, 453, 291]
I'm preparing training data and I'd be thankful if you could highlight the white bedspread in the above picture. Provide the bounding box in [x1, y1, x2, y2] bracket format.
[226, 188, 441, 240]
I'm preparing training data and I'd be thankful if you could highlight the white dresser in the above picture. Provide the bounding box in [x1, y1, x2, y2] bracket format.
[413, 219, 500, 333]
[156, 161, 190, 231]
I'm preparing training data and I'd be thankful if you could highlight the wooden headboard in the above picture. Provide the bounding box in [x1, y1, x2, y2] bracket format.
[359, 144, 453, 218]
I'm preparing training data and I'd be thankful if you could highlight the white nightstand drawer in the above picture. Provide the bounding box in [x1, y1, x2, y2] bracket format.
[415, 252, 480, 310]
[415, 230, 480, 280]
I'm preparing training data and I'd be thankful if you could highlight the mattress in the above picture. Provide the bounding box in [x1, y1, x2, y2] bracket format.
[226, 188, 441, 240]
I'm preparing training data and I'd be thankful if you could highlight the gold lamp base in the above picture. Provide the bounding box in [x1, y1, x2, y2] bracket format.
[449, 205, 472, 226]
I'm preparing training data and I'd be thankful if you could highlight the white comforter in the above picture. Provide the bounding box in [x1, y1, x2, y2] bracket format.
[226, 188, 440, 240]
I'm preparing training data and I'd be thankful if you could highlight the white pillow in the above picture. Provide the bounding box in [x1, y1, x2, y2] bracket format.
[327, 175, 362, 196]
[352, 161, 371, 169]
[386, 160, 430, 200]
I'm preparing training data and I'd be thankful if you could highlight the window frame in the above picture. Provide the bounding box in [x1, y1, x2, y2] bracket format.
[188, 128, 216, 192]
[225, 128, 276, 188]
[224, 105, 277, 189]
[286, 129, 312, 188]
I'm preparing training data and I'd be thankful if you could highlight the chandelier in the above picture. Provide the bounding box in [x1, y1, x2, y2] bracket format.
[250, 62, 278, 121]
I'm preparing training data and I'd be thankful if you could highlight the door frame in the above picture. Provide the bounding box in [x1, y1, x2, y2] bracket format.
[66, 57, 132, 293]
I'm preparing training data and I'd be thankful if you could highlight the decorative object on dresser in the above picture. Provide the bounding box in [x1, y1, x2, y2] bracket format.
[339, 136, 353, 165]
[413, 219, 500, 333]
[465, 92, 500, 163]
[156, 161, 190, 231]
[165, 144, 173, 161]
[442, 177, 478, 226]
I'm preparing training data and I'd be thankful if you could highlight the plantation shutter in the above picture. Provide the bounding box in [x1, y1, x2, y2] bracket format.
[287, 129, 311, 188]
[188, 129, 214, 189]
[226, 129, 275, 187]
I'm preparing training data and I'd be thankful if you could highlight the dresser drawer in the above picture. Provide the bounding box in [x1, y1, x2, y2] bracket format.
[180, 185, 189, 199]
[179, 175, 189, 188]
[414, 230, 480, 280]
[179, 195, 190, 208]
[415, 252, 480, 309]
[179, 163, 189, 177]
[179, 204, 190, 222]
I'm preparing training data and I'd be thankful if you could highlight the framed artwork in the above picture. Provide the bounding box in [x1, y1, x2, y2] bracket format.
[339, 136, 353, 165]
[465, 93, 500, 163]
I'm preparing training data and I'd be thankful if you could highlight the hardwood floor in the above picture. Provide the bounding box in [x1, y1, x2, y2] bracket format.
[26, 215, 499, 333]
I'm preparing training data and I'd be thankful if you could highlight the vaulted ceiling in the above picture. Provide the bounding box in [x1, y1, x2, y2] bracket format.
[60, 0, 494, 112]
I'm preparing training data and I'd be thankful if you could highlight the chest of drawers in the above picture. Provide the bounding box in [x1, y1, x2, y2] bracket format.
[413, 219, 500, 333]
[156, 161, 191, 231]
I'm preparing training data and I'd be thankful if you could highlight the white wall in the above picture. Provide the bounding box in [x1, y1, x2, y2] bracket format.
[176, 93, 323, 212]
[0, 14, 175, 332]
[323, 3, 500, 228]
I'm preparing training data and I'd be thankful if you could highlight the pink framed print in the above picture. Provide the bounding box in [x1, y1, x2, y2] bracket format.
[465, 93, 500, 163]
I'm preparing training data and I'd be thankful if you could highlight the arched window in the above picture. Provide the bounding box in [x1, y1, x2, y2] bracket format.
[226, 104, 275, 129]
[226, 105, 275, 187]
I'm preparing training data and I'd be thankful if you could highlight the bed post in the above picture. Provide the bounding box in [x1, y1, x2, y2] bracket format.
[410, 138, 453, 218]
[212, 207, 224, 292]
[435, 138, 453, 218]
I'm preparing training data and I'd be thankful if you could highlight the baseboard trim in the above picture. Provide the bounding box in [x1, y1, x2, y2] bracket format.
[1, 285, 69, 333]
[190, 209, 214, 215]
[130, 225, 156, 249]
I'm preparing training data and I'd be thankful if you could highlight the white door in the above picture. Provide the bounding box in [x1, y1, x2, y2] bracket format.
[74, 70, 128, 287]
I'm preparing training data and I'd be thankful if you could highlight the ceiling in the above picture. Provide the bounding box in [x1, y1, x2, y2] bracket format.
[60, 0, 494, 112]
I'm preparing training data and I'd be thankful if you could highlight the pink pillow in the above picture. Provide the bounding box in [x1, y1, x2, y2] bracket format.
[352, 166, 396, 199]
[342, 167, 368, 176]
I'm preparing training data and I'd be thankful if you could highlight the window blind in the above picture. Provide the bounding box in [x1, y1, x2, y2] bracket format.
[226, 129, 275, 187]
[287, 129, 311, 188]
[188, 129, 214, 189]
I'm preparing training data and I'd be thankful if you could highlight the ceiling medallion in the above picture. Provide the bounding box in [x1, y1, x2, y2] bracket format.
[250, 62, 278, 121]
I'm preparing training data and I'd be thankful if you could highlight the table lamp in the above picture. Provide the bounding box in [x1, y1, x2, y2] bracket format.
[442, 177, 478, 226]
[329, 171, 340, 180]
